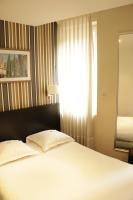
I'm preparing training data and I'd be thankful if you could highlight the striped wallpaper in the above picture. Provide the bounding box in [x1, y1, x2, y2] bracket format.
[0, 20, 58, 112]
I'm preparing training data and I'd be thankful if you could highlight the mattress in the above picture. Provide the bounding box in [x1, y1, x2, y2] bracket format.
[117, 116, 133, 142]
[0, 142, 133, 200]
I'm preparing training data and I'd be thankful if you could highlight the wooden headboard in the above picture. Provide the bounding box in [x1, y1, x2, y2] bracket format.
[0, 103, 60, 142]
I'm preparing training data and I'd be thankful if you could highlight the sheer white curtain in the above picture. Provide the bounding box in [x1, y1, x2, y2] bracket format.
[57, 16, 95, 147]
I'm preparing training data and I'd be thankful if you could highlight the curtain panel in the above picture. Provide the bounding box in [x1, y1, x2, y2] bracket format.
[57, 16, 95, 147]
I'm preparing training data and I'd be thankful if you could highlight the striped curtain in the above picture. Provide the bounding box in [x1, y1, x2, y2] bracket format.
[57, 16, 94, 147]
[34, 23, 58, 105]
[0, 20, 58, 112]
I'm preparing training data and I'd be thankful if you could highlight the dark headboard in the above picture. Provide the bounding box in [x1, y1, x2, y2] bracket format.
[0, 103, 60, 142]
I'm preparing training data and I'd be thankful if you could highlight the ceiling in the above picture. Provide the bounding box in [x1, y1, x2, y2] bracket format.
[0, 0, 133, 25]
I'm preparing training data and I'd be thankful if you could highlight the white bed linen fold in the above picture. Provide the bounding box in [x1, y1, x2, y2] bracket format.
[0, 142, 133, 200]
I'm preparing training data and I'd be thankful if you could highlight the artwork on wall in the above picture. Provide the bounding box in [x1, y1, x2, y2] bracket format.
[0, 49, 30, 82]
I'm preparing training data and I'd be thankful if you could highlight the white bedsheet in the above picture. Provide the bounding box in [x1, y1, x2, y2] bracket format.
[117, 116, 133, 142]
[0, 142, 133, 200]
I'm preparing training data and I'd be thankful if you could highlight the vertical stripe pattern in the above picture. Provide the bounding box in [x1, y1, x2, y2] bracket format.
[0, 20, 58, 112]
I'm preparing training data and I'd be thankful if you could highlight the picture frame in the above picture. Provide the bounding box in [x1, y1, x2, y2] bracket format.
[0, 49, 30, 82]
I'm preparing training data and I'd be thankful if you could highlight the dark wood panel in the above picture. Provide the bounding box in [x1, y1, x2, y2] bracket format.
[0, 103, 60, 142]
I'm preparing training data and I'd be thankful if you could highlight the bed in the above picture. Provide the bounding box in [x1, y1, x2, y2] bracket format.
[116, 116, 133, 149]
[0, 105, 133, 200]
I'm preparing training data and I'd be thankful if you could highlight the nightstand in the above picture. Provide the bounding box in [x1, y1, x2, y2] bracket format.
[128, 148, 133, 164]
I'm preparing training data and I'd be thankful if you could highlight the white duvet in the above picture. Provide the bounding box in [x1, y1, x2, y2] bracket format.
[117, 117, 133, 142]
[0, 142, 133, 200]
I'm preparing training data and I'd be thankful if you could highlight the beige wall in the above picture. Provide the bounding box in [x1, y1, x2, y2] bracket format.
[91, 4, 133, 161]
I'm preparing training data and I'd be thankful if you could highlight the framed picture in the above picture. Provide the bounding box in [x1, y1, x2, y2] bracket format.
[0, 49, 30, 82]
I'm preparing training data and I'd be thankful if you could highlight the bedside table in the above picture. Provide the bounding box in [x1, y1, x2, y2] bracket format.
[128, 148, 133, 164]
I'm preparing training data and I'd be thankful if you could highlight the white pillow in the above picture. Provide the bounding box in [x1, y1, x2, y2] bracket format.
[26, 130, 74, 152]
[27, 140, 43, 153]
[0, 140, 39, 166]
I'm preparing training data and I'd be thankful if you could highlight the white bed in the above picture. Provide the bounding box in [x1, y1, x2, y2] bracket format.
[0, 141, 133, 200]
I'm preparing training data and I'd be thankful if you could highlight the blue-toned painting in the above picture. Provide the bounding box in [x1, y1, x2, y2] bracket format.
[0, 50, 30, 82]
